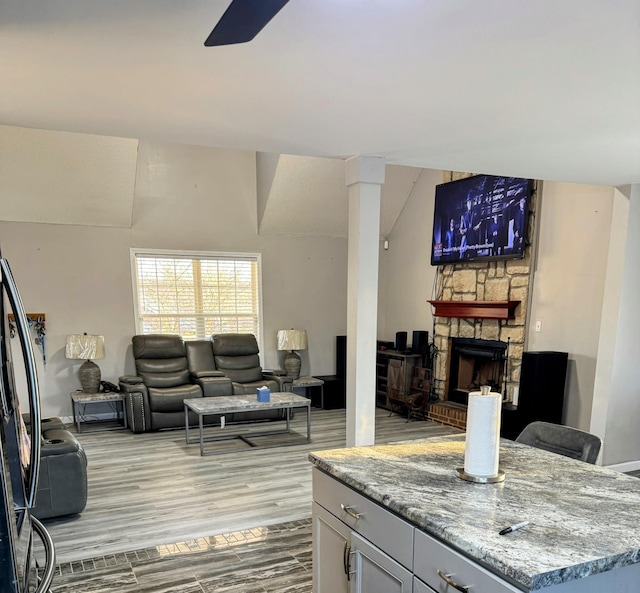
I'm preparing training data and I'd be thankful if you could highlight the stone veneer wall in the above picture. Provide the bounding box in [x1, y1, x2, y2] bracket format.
[432, 172, 539, 403]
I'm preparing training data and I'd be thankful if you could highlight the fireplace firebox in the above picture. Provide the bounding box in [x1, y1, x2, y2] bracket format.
[446, 338, 508, 405]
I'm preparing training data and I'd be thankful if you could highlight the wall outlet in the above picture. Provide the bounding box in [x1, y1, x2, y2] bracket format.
[535, 320, 542, 332]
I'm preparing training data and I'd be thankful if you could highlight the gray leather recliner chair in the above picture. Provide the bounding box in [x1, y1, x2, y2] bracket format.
[31, 417, 88, 519]
[119, 334, 231, 432]
[210, 333, 292, 395]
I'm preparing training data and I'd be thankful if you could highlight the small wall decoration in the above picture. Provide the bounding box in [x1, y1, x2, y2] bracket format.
[8, 313, 46, 365]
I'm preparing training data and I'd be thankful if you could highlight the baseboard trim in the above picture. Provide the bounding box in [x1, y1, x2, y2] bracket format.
[605, 459, 640, 473]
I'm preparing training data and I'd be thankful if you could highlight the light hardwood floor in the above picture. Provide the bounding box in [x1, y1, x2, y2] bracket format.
[40, 408, 459, 564]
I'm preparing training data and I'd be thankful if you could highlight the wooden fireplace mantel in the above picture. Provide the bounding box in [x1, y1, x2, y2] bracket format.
[427, 300, 520, 320]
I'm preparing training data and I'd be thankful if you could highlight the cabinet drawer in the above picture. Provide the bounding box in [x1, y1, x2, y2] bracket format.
[414, 529, 521, 593]
[413, 576, 437, 593]
[312, 468, 414, 570]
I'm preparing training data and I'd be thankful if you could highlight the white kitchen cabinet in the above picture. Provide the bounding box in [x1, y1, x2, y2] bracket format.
[311, 436, 640, 593]
[350, 531, 412, 593]
[412, 577, 437, 593]
[312, 468, 414, 593]
[312, 502, 349, 593]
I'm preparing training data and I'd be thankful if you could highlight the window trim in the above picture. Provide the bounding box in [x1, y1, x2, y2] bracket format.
[129, 248, 264, 353]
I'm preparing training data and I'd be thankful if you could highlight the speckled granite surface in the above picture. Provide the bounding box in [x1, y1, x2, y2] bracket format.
[309, 435, 640, 590]
[185, 393, 310, 414]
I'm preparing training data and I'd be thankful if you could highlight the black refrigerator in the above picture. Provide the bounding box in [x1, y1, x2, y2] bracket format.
[0, 256, 55, 592]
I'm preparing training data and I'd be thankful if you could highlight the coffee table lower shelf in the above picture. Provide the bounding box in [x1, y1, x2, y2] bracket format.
[184, 393, 311, 456]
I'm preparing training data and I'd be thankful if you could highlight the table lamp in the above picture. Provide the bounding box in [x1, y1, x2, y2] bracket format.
[65, 333, 105, 393]
[277, 329, 307, 379]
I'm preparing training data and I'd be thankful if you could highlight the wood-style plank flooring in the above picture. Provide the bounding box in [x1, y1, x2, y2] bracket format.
[40, 408, 459, 565]
[36, 410, 640, 592]
[47, 518, 315, 593]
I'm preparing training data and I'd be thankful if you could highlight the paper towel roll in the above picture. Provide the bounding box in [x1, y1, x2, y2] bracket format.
[464, 391, 502, 478]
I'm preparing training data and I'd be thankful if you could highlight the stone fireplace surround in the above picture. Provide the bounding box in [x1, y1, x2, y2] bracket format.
[427, 172, 538, 430]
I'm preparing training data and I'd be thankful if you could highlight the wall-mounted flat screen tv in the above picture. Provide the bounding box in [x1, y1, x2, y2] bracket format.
[431, 174, 533, 265]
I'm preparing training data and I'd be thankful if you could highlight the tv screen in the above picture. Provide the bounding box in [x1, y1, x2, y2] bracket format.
[431, 174, 533, 265]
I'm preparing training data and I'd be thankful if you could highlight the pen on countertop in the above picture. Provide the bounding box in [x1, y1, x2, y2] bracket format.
[499, 521, 529, 535]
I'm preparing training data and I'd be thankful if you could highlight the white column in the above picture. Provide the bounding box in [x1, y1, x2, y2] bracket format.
[592, 183, 640, 466]
[345, 155, 385, 447]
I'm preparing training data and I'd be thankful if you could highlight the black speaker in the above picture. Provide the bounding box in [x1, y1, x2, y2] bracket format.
[336, 335, 347, 379]
[518, 351, 568, 421]
[395, 331, 407, 352]
[502, 351, 568, 439]
[411, 330, 429, 355]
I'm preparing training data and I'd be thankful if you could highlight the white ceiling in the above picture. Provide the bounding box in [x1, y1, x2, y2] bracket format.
[1, 0, 639, 190]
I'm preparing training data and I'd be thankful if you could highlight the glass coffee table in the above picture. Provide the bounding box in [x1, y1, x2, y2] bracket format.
[184, 392, 311, 456]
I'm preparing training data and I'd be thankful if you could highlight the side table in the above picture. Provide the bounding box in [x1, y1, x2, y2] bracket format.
[313, 375, 345, 409]
[70, 391, 128, 433]
[292, 376, 324, 408]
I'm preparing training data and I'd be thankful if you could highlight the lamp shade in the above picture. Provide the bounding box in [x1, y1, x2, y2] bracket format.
[277, 329, 308, 351]
[65, 334, 105, 360]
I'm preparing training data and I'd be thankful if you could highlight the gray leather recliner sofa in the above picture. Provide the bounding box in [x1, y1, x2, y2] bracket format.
[188, 334, 293, 423]
[119, 334, 232, 433]
[120, 333, 291, 433]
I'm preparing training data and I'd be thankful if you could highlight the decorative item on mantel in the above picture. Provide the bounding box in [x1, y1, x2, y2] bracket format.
[276, 329, 308, 380]
[65, 333, 105, 393]
[428, 300, 520, 320]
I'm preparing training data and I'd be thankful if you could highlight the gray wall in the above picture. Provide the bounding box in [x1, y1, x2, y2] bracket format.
[378, 168, 440, 343]
[527, 182, 614, 431]
[4, 124, 636, 465]
[0, 139, 347, 420]
[379, 170, 640, 464]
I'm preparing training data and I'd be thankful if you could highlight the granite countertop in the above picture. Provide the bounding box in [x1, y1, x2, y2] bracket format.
[185, 393, 309, 413]
[309, 435, 640, 590]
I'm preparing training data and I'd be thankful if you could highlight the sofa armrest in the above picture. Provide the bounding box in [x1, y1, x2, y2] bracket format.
[33, 429, 88, 520]
[119, 375, 144, 385]
[194, 376, 232, 398]
[191, 370, 225, 379]
[118, 381, 151, 433]
[119, 378, 147, 397]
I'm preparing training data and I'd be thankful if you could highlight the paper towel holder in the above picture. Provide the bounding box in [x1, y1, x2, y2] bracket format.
[457, 384, 505, 483]
[456, 467, 505, 483]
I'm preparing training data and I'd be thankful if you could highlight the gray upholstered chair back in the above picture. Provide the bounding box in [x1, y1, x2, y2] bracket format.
[132, 334, 190, 388]
[185, 340, 217, 377]
[516, 421, 602, 464]
[211, 333, 264, 384]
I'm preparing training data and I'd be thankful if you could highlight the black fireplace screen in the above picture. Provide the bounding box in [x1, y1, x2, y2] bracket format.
[447, 338, 507, 405]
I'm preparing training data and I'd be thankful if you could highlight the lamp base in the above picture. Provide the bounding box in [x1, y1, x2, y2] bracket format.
[283, 351, 301, 380]
[79, 360, 101, 393]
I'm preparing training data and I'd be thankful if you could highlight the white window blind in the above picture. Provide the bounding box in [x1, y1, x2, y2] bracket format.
[132, 251, 261, 341]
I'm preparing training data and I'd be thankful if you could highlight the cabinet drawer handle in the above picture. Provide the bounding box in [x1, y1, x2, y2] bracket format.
[343, 542, 351, 580]
[340, 503, 363, 520]
[437, 570, 469, 592]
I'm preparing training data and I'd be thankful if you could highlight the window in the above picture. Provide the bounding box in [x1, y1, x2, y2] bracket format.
[131, 249, 262, 342]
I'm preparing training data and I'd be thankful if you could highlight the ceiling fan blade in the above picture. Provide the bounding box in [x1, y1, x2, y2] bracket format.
[205, 0, 291, 47]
